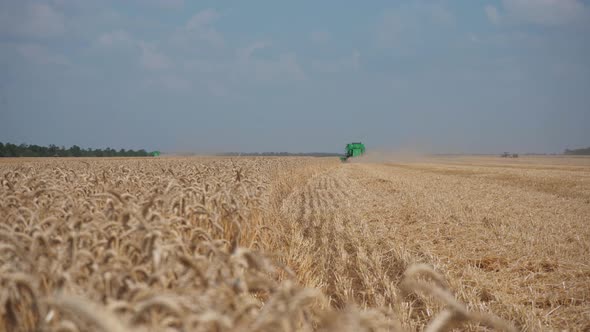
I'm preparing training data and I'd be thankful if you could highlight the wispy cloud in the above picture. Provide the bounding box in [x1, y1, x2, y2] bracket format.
[0, 2, 65, 38]
[310, 31, 330, 44]
[139, 42, 170, 70]
[485, 5, 501, 25]
[499, 0, 589, 26]
[427, 4, 455, 25]
[142, 74, 191, 93]
[374, 3, 454, 50]
[159, 75, 191, 91]
[237, 41, 268, 61]
[183, 9, 224, 46]
[16, 43, 69, 65]
[149, 0, 184, 10]
[237, 42, 306, 81]
[311, 50, 360, 73]
[254, 53, 306, 81]
[24, 3, 65, 37]
[96, 30, 131, 47]
[375, 10, 407, 49]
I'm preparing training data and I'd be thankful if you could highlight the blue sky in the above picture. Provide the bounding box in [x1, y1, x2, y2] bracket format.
[0, 0, 589, 153]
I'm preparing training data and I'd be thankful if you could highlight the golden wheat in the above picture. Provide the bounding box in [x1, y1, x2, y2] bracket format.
[2, 155, 585, 331]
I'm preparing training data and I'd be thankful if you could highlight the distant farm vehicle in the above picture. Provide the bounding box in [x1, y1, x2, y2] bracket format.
[501, 152, 518, 158]
[340, 142, 366, 162]
[151, 151, 161, 157]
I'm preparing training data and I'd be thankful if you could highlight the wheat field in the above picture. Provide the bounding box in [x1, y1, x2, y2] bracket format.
[0, 155, 588, 331]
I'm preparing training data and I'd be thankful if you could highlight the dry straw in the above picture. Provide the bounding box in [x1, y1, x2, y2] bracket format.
[2, 156, 581, 331]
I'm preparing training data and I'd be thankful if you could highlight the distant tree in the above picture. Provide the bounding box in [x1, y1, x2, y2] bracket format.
[5, 143, 17, 157]
[18, 143, 30, 157]
[59, 146, 69, 157]
[70, 145, 82, 157]
[28, 144, 39, 156]
[564, 147, 590, 155]
[48, 144, 58, 156]
[0, 142, 155, 157]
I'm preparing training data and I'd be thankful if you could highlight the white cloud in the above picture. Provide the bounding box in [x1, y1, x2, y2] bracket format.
[184, 9, 223, 46]
[25, 3, 65, 37]
[139, 42, 170, 70]
[375, 11, 407, 49]
[236, 42, 305, 81]
[183, 59, 229, 74]
[469, 33, 482, 43]
[186, 9, 219, 29]
[0, 3, 66, 38]
[206, 82, 228, 97]
[427, 4, 455, 25]
[17, 43, 69, 65]
[237, 41, 268, 60]
[97, 30, 131, 47]
[143, 74, 191, 93]
[258, 53, 306, 81]
[310, 31, 330, 44]
[374, 3, 454, 50]
[501, 0, 589, 25]
[485, 5, 501, 25]
[311, 50, 361, 73]
[160, 75, 191, 91]
[150, 0, 184, 9]
[121, 0, 184, 9]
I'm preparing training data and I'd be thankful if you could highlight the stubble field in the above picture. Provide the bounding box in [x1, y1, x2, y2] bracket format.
[0, 155, 588, 331]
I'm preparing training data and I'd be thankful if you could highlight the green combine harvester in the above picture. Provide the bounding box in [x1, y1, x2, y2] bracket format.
[340, 142, 366, 162]
[150, 151, 161, 157]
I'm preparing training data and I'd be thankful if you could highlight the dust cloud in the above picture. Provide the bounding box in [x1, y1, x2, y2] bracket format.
[348, 149, 432, 164]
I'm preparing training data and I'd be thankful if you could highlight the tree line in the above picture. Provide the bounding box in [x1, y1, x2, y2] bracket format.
[0, 142, 151, 157]
[564, 147, 590, 155]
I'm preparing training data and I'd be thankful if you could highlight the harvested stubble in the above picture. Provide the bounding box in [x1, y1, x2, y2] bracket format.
[0, 156, 525, 331]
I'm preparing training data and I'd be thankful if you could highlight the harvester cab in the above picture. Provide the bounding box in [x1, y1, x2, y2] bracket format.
[340, 142, 366, 162]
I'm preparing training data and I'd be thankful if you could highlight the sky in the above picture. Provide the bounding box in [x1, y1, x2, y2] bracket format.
[0, 0, 589, 154]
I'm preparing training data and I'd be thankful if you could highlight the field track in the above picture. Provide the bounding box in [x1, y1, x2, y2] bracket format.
[1, 155, 588, 331]
[278, 156, 590, 330]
